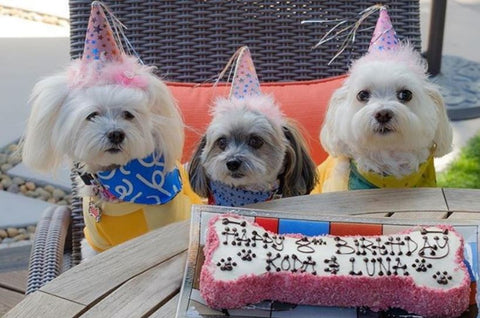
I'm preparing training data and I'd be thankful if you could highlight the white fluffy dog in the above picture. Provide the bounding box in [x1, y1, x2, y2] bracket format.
[21, 56, 200, 259]
[189, 95, 317, 206]
[22, 59, 183, 175]
[314, 45, 453, 192]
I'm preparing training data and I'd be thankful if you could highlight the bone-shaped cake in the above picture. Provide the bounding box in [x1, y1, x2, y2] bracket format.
[200, 214, 471, 317]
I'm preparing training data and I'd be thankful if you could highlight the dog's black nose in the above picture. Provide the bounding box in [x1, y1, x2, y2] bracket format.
[107, 130, 125, 145]
[375, 109, 393, 124]
[226, 159, 242, 171]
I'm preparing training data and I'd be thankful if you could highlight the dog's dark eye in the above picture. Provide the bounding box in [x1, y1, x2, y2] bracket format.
[356, 90, 370, 102]
[397, 89, 413, 102]
[122, 111, 135, 120]
[86, 111, 99, 121]
[216, 137, 227, 151]
[248, 136, 264, 149]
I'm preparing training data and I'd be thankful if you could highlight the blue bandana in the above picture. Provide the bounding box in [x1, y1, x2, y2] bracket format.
[96, 153, 182, 205]
[208, 180, 279, 207]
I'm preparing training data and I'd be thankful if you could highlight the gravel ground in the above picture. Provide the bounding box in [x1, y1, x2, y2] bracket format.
[0, 141, 72, 246]
[0, 225, 36, 248]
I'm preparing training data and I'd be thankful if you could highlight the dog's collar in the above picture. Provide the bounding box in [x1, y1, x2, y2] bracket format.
[77, 153, 182, 205]
[348, 147, 436, 190]
[208, 180, 280, 207]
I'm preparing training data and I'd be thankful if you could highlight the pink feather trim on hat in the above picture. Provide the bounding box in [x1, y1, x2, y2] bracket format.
[356, 44, 427, 78]
[67, 2, 150, 90]
[66, 54, 151, 89]
[213, 95, 286, 128]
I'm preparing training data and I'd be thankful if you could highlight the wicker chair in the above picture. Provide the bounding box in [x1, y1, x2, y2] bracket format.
[26, 0, 422, 294]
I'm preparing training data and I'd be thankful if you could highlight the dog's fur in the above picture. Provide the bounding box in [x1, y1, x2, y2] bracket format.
[22, 64, 183, 175]
[317, 45, 452, 190]
[21, 59, 186, 259]
[189, 95, 317, 199]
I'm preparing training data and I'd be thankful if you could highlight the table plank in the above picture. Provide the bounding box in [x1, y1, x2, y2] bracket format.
[148, 293, 179, 318]
[443, 188, 480, 212]
[389, 211, 449, 219]
[354, 212, 390, 218]
[3, 291, 84, 318]
[41, 220, 189, 305]
[448, 212, 480, 221]
[82, 252, 186, 318]
[0, 270, 27, 293]
[0, 288, 24, 317]
[249, 188, 448, 215]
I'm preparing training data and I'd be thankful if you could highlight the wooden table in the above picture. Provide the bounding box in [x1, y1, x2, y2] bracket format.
[5, 188, 480, 318]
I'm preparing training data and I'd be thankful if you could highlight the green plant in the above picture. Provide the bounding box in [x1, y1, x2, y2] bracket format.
[437, 133, 480, 188]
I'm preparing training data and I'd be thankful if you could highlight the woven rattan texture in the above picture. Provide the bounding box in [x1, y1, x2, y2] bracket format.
[69, 0, 421, 82]
[70, 170, 84, 266]
[26, 207, 70, 294]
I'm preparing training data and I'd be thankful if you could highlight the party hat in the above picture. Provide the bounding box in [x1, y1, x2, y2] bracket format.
[82, 1, 122, 63]
[368, 7, 400, 53]
[230, 46, 261, 99]
[68, 1, 149, 89]
[212, 46, 284, 127]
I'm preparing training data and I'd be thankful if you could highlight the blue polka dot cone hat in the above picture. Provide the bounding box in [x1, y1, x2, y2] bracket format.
[229, 46, 262, 99]
[368, 7, 400, 53]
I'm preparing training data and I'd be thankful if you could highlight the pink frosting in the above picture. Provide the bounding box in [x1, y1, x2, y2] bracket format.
[200, 215, 471, 317]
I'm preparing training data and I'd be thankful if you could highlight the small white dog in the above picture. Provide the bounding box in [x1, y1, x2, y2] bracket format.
[21, 56, 202, 259]
[188, 95, 317, 206]
[313, 45, 453, 192]
[21, 2, 201, 260]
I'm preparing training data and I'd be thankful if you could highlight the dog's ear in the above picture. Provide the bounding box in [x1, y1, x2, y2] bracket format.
[188, 135, 210, 198]
[21, 74, 69, 172]
[426, 83, 453, 157]
[320, 85, 350, 157]
[279, 121, 318, 197]
[145, 74, 184, 171]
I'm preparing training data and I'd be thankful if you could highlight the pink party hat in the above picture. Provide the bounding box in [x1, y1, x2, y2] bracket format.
[67, 1, 150, 89]
[230, 46, 261, 99]
[368, 7, 400, 53]
[213, 46, 285, 127]
[82, 1, 121, 63]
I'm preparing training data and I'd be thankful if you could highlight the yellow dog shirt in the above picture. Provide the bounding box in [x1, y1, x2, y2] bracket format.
[82, 164, 202, 252]
[312, 153, 436, 194]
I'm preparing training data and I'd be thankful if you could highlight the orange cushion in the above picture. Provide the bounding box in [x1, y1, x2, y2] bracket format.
[166, 75, 346, 164]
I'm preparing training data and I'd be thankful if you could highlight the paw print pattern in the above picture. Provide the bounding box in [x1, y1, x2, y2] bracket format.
[216, 257, 237, 271]
[237, 249, 256, 261]
[412, 258, 432, 272]
[432, 271, 452, 285]
[324, 256, 340, 275]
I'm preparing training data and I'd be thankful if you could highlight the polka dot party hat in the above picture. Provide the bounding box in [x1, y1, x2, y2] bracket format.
[82, 1, 122, 63]
[213, 46, 285, 127]
[67, 1, 150, 90]
[230, 46, 261, 99]
[368, 7, 400, 53]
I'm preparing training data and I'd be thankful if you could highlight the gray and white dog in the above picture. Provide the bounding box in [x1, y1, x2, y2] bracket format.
[188, 95, 317, 206]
